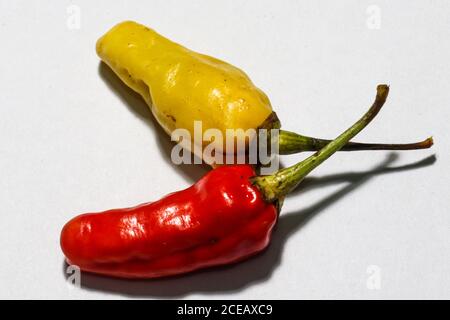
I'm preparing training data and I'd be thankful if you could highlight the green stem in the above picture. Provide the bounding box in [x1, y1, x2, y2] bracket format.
[279, 130, 433, 154]
[252, 84, 390, 203]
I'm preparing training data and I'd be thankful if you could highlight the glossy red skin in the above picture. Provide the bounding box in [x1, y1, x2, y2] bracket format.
[60, 165, 278, 279]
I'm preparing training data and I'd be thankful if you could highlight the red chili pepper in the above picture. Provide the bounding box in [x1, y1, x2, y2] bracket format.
[60, 85, 428, 279]
[61, 164, 276, 278]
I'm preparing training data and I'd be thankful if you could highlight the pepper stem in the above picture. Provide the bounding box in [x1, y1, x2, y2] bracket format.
[252, 84, 390, 203]
[279, 130, 433, 154]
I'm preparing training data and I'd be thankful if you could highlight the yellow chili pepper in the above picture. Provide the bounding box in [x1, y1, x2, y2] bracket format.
[96, 21, 432, 163]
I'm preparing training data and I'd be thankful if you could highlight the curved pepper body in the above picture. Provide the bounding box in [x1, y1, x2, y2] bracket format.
[96, 21, 276, 160]
[60, 165, 277, 278]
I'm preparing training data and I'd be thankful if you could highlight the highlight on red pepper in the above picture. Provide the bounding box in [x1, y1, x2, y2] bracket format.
[60, 85, 433, 279]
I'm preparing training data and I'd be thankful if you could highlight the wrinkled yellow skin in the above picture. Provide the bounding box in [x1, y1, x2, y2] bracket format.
[96, 21, 275, 156]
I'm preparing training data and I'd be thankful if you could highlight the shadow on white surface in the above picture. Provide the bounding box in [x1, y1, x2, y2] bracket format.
[62, 153, 436, 298]
[98, 62, 210, 183]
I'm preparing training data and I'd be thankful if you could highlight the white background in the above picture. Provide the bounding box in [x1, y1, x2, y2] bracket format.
[0, 0, 449, 299]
